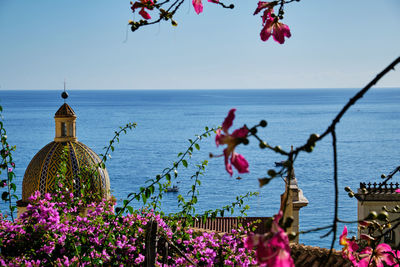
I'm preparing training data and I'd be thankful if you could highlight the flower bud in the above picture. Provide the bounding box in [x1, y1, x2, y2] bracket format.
[308, 133, 319, 143]
[267, 169, 276, 177]
[344, 186, 352, 192]
[305, 145, 314, 153]
[259, 120, 267, 127]
[377, 211, 389, 221]
[259, 142, 267, 149]
[250, 128, 257, 135]
[381, 174, 386, 179]
[366, 211, 377, 220]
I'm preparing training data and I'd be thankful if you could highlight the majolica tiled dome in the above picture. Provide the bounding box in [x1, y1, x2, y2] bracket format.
[21, 99, 110, 202]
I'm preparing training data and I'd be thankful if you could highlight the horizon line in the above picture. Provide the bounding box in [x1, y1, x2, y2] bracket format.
[1, 87, 399, 91]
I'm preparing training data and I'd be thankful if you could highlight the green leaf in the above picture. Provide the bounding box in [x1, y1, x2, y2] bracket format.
[145, 188, 151, 198]
[127, 206, 134, 214]
[182, 160, 188, 168]
[195, 143, 200, 150]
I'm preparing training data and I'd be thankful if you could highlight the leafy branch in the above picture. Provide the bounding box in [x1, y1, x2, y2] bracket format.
[199, 191, 260, 221]
[0, 105, 18, 221]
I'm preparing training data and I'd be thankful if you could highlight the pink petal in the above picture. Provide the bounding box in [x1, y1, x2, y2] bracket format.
[224, 149, 233, 176]
[267, 248, 294, 267]
[260, 19, 273, 42]
[262, 9, 273, 24]
[244, 234, 256, 250]
[192, 0, 203, 14]
[222, 108, 236, 133]
[139, 8, 151, 19]
[215, 129, 222, 147]
[272, 22, 291, 44]
[339, 226, 348, 246]
[358, 257, 371, 267]
[231, 127, 248, 139]
[207, 0, 219, 3]
[274, 210, 283, 224]
[254, 1, 270, 15]
[230, 152, 249, 174]
[396, 189, 400, 194]
[376, 243, 396, 265]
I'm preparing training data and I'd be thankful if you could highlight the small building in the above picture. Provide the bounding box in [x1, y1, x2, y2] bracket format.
[355, 182, 400, 247]
[17, 92, 111, 217]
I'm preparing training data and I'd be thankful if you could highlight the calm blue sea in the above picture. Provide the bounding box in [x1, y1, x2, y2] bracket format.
[1, 88, 400, 248]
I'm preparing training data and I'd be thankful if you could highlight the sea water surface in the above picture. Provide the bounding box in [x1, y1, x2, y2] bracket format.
[1, 88, 400, 248]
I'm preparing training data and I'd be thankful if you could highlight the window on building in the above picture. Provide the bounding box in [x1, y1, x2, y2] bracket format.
[69, 123, 73, 137]
[61, 122, 67, 137]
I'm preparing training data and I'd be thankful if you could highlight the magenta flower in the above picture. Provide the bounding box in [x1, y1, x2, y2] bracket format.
[192, 0, 219, 15]
[244, 211, 294, 267]
[254, 1, 291, 44]
[358, 243, 396, 267]
[130, 0, 154, 20]
[339, 226, 359, 264]
[215, 109, 249, 176]
[396, 188, 400, 194]
[262, 19, 291, 44]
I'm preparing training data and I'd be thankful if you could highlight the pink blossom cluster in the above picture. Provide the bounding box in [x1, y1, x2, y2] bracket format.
[340, 226, 400, 267]
[171, 228, 256, 266]
[0, 192, 169, 266]
[0, 191, 263, 266]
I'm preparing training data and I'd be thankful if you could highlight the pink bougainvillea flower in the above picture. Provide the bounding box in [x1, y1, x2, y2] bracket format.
[131, 0, 154, 20]
[215, 109, 249, 176]
[395, 188, 400, 194]
[192, 0, 219, 15]
[358, 243, 396, 267]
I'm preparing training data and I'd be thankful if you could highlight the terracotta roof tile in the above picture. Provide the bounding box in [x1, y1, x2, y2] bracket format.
[290, 243, 352, 267]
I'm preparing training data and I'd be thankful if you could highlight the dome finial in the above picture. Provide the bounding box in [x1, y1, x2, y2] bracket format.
[61, 79, 68, 102]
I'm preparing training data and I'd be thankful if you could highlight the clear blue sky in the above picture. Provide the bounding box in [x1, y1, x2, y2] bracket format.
[0, 0, 399, 90]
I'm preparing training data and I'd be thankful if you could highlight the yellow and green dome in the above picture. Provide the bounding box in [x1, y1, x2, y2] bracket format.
[21, 101, 110, 202]
[22, 141, 110, 201]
